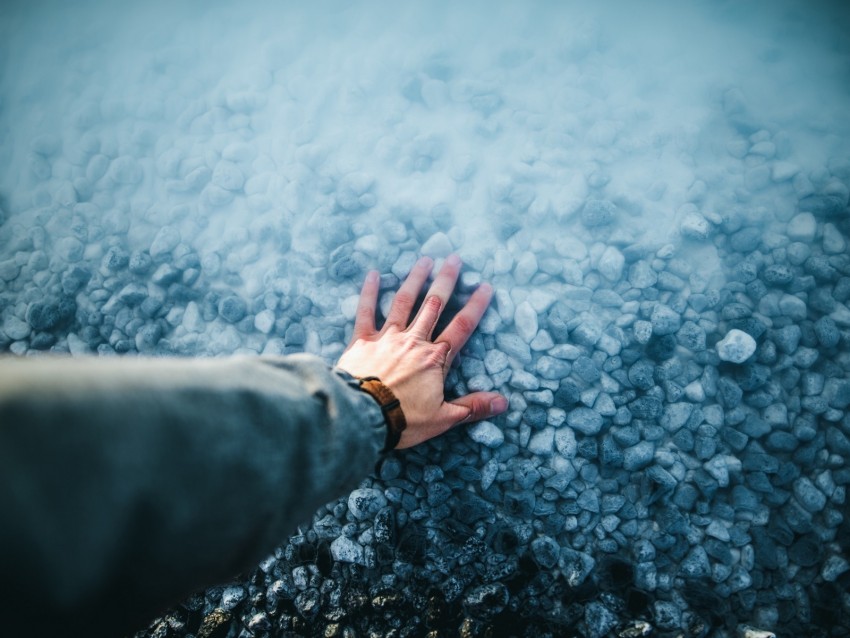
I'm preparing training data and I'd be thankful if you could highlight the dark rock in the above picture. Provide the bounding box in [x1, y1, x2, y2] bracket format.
[763, 264, 794, 285]
[61, 265, 92, 294]
[129, 250, 153, 274]
[798, 193, 848, 218]
[628, 360, 655, 390]
[788, 535, 822, 567]
[463, 582, 509, 620]
[25, 298, 76, 331]
[219, 295, 248, 323]
[101, 246, 129, 272]
[735, 363, 770, 391]
[646, 334, 676, 360]
[629, 396, 662, 419]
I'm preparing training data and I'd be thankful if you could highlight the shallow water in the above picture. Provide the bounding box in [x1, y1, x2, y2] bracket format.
[1, 1, 849, 636]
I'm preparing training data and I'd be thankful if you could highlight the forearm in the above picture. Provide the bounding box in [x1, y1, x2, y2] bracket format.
[0, 354, 384, 637]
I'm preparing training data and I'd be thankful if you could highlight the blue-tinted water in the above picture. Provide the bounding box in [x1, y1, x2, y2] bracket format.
[1, 1, 849, 635]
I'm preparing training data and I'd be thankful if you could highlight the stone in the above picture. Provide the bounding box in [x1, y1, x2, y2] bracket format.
[681, 212, 711, 240]
[598, 246, 624, 281]
[716, 329, 757, 363]
[680, 545, 711, 578]
[787, 213, 817, 242]
[536, 356, 572, 380]
[150, 226, 181, 258]
[555, 427, 578, 458]
[822, 223, 846, 254]
[629, 261, 657, 289]
[650, 304, 681, 336]
[581, 199, 615, 228]
[567, 407, 603, 435]
[420, 232, 453, 258]
[528, 427, 555, 455]
[347, 488, 387, 520]
[793, 477, 826, 512]
[514, 301, 538, 343]
[623, 441, 655, 471]
[330, 536, 366, 565]
[219, 295, 247, 323]
[463, 582, 509, 620]
[824, 378, 850, 409]
[2, 316, 31, 341]
[560, 548, 595, 587]
[531, 536, 560, 569]
[467, 421, 504, 448]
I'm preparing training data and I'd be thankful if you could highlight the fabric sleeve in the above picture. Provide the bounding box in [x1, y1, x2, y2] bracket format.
[0, 353, 386, 637]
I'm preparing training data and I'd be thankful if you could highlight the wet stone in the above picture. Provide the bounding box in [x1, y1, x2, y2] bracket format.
[348, 488, 388, 520]
[567, 407, 603, 435]
[793, 477, 826, 513]
[623, 441, 654, 471]
[463, 582, 509, 621]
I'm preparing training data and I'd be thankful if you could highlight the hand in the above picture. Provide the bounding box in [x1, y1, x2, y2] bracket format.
[336, 254, 508, 449]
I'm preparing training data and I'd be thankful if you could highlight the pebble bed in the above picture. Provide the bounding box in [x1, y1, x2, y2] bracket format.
[1, 2, 849, 637]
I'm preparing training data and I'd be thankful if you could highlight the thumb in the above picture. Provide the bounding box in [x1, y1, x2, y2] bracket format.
[443, 392, 508, 427]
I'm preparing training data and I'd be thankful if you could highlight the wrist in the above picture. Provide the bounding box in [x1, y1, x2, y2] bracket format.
[356, 376, 407, 451]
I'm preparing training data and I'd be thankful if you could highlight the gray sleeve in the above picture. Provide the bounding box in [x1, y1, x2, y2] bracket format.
[0, 353, 385, 637]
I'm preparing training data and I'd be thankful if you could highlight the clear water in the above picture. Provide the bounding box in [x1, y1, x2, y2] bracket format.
[1, 1, 849, 635]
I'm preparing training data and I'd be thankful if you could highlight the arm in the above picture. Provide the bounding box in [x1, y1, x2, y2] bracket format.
[0, 254, 506, 637]
[0, 353, 385, 637]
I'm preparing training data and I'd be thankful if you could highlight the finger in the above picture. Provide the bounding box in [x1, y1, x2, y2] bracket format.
[384, 256, 433, 330]
[440, 392, 508, 427]
[409, 253, 462, 339]
[352, 270, 380, 340]
[436, 282, 493, 367]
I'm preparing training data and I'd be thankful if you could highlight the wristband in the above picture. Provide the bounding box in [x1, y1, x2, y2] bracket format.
[357, 376, 407, 451]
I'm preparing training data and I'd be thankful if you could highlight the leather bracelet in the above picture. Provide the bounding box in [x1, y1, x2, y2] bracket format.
[357, 376, 407, 451]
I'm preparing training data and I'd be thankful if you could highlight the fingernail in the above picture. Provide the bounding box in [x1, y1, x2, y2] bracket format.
[447, 253, 461, 267]
[366, 270, 379, 283]
[490, 397, 508, 414]
[419, 256, 434, 269]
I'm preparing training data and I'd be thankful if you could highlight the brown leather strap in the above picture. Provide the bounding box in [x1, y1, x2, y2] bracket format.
[358, 376, 407, 451]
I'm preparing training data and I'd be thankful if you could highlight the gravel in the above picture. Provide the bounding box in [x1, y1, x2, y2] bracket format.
[1, 3, 849, 637]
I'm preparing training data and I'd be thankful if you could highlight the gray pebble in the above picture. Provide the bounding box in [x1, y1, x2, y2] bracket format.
[581, 199, 615, 228]
[623, 441, 654, 471]
[567, 408, 603, 435]
[650, 304, 681, 336]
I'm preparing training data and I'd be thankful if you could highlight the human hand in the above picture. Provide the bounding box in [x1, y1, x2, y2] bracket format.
[336, 254, 508, 449]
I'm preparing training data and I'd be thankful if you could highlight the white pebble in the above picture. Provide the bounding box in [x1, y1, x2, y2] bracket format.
[716, 329, 756, 363]
[421, 232, 453, 258]
[597, 246, 624, 281]
[254, 310, 275, 334]
[680, 211, 711, 240]
[341, 295, 360, 321]
[467, 421, 504, 448]
[514, 301, 538, 343]
[787, 213, 816, 242]
[528, 427, 555, 456]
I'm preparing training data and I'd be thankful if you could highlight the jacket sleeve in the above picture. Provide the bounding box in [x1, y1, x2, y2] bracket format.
[0, 353, 386, 637]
